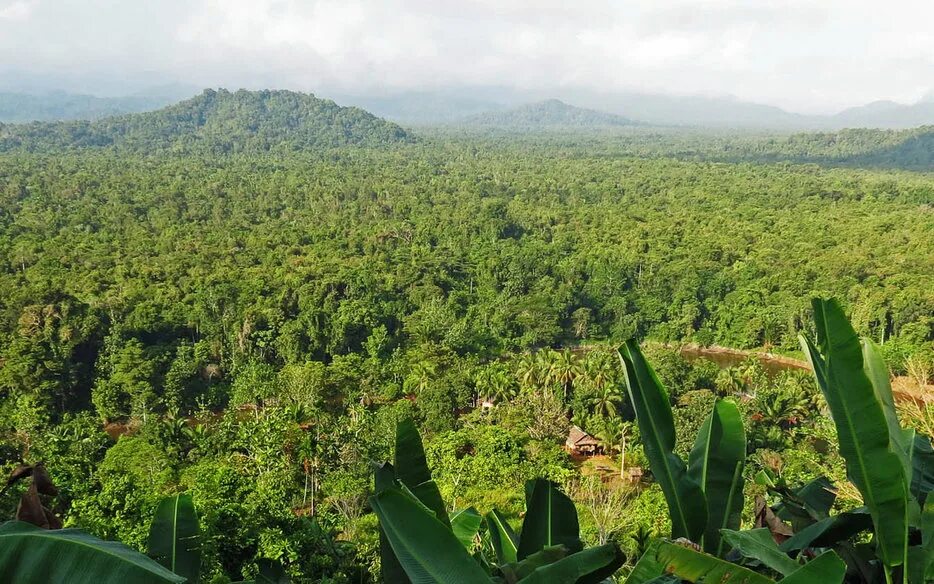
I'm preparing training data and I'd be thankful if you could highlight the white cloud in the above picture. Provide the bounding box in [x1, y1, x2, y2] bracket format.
[0, 0, 932, 113]
[0, 0, 36, 21]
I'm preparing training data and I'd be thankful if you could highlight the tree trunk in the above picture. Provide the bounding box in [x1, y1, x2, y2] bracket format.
[620, 428, 626, 480]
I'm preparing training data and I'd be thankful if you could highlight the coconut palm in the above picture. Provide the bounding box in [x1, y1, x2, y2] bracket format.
[551, 349, 582, 400]
[476, 362, 516, 405]
[488, 365, 517, 403]
[582, 350, 616, 390]
[403, 360, 437, 396]
[515, 352, 540, 390]
[590, 383, 623, 420]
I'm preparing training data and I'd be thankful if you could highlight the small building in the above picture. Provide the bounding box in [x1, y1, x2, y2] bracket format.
[565, 425, 602, 455]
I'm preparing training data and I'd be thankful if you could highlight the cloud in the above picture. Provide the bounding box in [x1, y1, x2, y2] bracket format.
[0, 0, 37, 21]
[0, 0, 931, 113]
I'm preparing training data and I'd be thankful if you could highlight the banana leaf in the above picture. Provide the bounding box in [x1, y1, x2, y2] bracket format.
[923, 498, 934, 581]
[625, 539, 665, 584]
[777, 551, 845, 584]
[794, 477, 837, 520]
[688, 398, 746, 555]
[654, 540, 773, 584]
[0, 521, 185, 584]
[487, 509, 519, 564]
[862, 338, 913, 483]
[516, 544, 624, 584]
[370, 488, 491, 584]
[910, 434, 934, 505]
[498, 545, 567, 583]
[720, 528, 800, 576]
[779, 509, 873, 553]
[451, 507, 482, 550]
[619, 340, 707, 542]
[374, 462, 410, 584]
[800, 298, 910, 569]
[394, 419, 450, 528]
[148, 494, 201, 584]
[517, 479, 582, 560]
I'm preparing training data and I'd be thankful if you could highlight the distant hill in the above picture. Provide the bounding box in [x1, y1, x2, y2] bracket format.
[0, 89, 412, 154]
[336, 91, 507, 125]
[693, 126, 934, 171]
[463, 99, 639, 129]
[829, 99, 934, 129]
[0, 91, 171, 123]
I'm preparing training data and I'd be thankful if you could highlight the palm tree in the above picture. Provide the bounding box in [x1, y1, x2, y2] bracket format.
[403, 360, 437, 396]
[551, 349, 582, 400]
[515, 352, 540, 390]
[715, 366, 746, 395]
[476, 362, 516, 405]
[537, 350, 557, 387]
[488, 365, 516, 403]
[590, 383, 622, 419]
[582, 351, 616, 390]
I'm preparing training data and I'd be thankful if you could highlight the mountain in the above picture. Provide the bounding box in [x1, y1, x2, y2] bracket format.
[829, 99, 934, 129]
[0, 89, 412, 154]
[0, 91, 172, 122]
[335, 91, 508, 125]
[570, 92, 812, 128]
[462, 99, 639, 128]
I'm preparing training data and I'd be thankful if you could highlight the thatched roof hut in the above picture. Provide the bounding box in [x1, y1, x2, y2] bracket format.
[565, 425, 602, 455]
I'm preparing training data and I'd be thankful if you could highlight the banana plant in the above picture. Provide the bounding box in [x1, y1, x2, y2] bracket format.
[372, 419, 625, 583]
[148, 494, 201, 584]
[800, 298, 913, 583]
[624, 298, 934, 584]
[618, 340, 745, 554]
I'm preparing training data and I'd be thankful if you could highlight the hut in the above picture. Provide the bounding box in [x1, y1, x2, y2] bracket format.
[565, 425, 602, 455]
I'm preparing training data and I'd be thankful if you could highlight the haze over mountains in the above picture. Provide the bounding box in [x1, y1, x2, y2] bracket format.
[1, 88, 929, 171]
[2, 86, 934, 131]
[461, 99, 640, 129]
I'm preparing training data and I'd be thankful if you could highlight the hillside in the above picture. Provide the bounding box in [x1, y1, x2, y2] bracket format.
[830, 99, 934, 129]
[463, 99, 640, 128]
[0, 89, 412, 153]
[707, 126, 934, 170]
[0, 91, 171, 123]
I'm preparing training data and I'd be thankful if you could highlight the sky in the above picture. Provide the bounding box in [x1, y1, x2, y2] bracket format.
[0, 0, 932, 114]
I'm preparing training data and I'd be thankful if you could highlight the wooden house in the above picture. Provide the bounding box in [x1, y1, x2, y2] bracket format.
[565, 425, 602, 455]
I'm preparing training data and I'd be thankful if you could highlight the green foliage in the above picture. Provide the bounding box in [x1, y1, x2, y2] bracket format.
[371, 421, 624, 583]
[148, 494, 201, 584]
[0, 521, 185, 584]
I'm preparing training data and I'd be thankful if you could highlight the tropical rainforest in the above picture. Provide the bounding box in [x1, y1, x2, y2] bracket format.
[0, 89, 932, 583]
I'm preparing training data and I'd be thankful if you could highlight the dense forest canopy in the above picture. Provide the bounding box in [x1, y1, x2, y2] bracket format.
[0, 89, 412, 154]
[0, 92, 933, 582]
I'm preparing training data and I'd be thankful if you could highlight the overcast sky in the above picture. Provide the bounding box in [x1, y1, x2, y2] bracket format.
[1, 0, 932, 114]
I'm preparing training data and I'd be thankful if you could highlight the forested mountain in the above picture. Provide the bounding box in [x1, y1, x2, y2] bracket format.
[0, 91, 171, 123]
[462, 99, 640, 129]
[0, 89, 412, 154]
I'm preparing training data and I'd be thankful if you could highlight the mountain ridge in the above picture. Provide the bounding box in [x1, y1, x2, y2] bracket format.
[0, 89, 412, 153]
[461, 99, 640, 128]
